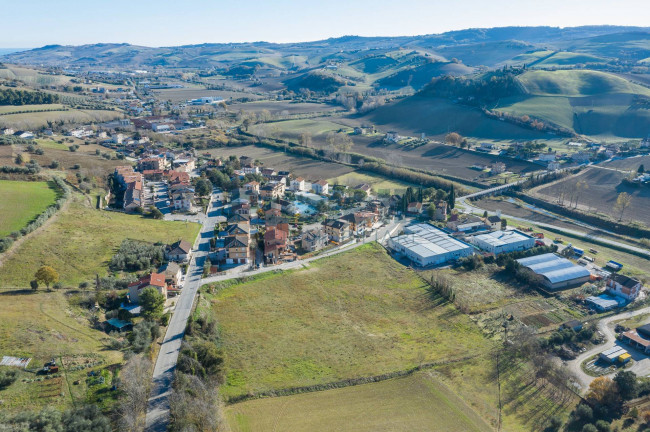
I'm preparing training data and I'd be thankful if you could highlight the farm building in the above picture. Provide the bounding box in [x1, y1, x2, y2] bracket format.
[607, 274, 643, 301]
[599, 346, 630, 364]
[622, 324, 650, 354]
[388, 224, 473, 267]
[516, 253, 591, 290]
[586, 294, 623, 312]
[468, 230, 535, 255]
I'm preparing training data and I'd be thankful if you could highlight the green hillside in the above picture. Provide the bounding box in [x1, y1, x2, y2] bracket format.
[517, 70, 650, 97]
[365, 94, 547, 139]
[495, 70, 650, 137]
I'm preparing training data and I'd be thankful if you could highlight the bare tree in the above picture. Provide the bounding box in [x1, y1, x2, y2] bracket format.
[117, 355, 152, 432]
[170, 374, 223, 432]
[300, 132, 312, 148]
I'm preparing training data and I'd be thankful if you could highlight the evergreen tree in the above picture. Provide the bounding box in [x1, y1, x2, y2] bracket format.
[447, 184, 455, 209]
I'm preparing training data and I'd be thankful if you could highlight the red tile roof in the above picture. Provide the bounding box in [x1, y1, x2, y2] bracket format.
[129, 272, 166, 289]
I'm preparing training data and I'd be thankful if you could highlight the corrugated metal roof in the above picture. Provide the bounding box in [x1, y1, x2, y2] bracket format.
[517, 253, 591, 284]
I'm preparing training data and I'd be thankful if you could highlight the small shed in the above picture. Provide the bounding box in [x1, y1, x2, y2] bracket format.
[599, 346, 628, 364]
[105, 318, 132, 333]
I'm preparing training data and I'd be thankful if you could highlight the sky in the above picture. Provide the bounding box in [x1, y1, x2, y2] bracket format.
[3, 0, 649, 48]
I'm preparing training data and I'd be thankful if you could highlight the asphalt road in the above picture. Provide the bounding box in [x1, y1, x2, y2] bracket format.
[144, 192, 219, 432]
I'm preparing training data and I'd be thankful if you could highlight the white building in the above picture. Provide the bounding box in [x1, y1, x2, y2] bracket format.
[468, 230, 535, 255]
[290, 177, 306, 192]
[312, 180, 329, 195]
[388, 224, 473, 267]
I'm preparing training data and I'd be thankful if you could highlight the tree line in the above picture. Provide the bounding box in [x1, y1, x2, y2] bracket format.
[0, 88, 60, 106]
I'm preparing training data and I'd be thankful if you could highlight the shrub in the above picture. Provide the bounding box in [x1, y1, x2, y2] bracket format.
[109, 239, 165, 272]
[0, 368, 18, 389]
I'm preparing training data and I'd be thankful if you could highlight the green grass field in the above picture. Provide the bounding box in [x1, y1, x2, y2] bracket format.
[0, 195, 201, 287]
[201, 243, 492, 400]
[0, 290, 122, 413]
[0, 180, 59, 237]
[226, 371, 492, 432]
[328, 171, 414, 194]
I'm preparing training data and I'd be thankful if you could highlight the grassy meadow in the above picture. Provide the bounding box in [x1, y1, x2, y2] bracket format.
[201, 243, 492, 400]
[226, 371, 492, 432]
[0, 289, 122, 413]
[0, 194, 200, 287]
[0, 180, 59, 237]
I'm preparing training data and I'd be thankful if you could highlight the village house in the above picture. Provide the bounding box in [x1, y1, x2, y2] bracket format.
[290, 177, 306, 192]
[128, 273, 167, 304]
[264, 224, 290, 264]
[323, 219, 350, 243]
[312, 179, 329, 195]
[407, 202, 423, 216]
[434, 201, 448, 221]
[242, 164, 260, 175]
[547, 161, 561, 171]
[354, 183, 373, 195]
[301, 228, 329, 252]
[366, 200, 388, 218]
[172, 158, 196, 173]
[159, 262, 183, 287]
[484, 215, 502, 230]
[340, 211, 377, 236]
[260, 182, 285, 199]
[224, 236, 250, 264]
[244, 181, 260, 194]
[227, 213, 250, 224]
[261, 167, 276, 177]
[447, 215, 486, 233]
[138, 156, 166, 171]
[538, 152, 557, 162]
[607, 274, 643, 301]
[166, 240, 192, 262]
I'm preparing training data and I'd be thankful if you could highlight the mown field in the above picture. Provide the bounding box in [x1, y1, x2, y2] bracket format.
[228, 100, 342, 116]
[151, 88, 263, 103]
[201, 243, 492, 400]
[260, 115, 539, 182]
[0, 195, 200, 287]
[0, 289, 122, 413]
[0, 180, 58, 237]
[226, 371, 492, 432]
[535, 166, 650, 227]
[204, 144, 355, 179]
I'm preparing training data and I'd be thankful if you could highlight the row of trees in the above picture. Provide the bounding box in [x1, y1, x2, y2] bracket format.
[0, 88, 60, 105]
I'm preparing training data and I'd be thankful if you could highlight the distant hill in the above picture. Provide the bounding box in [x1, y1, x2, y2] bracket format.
[3, 26, 649, 70]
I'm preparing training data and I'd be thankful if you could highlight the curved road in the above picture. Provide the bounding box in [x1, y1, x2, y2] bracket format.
[567, 307, 650, 392]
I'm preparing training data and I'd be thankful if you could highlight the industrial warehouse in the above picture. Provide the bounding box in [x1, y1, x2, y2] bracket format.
[468, 230, 535, 254]
[516, 253, 592, 290]
[388, 224, 473, 267]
